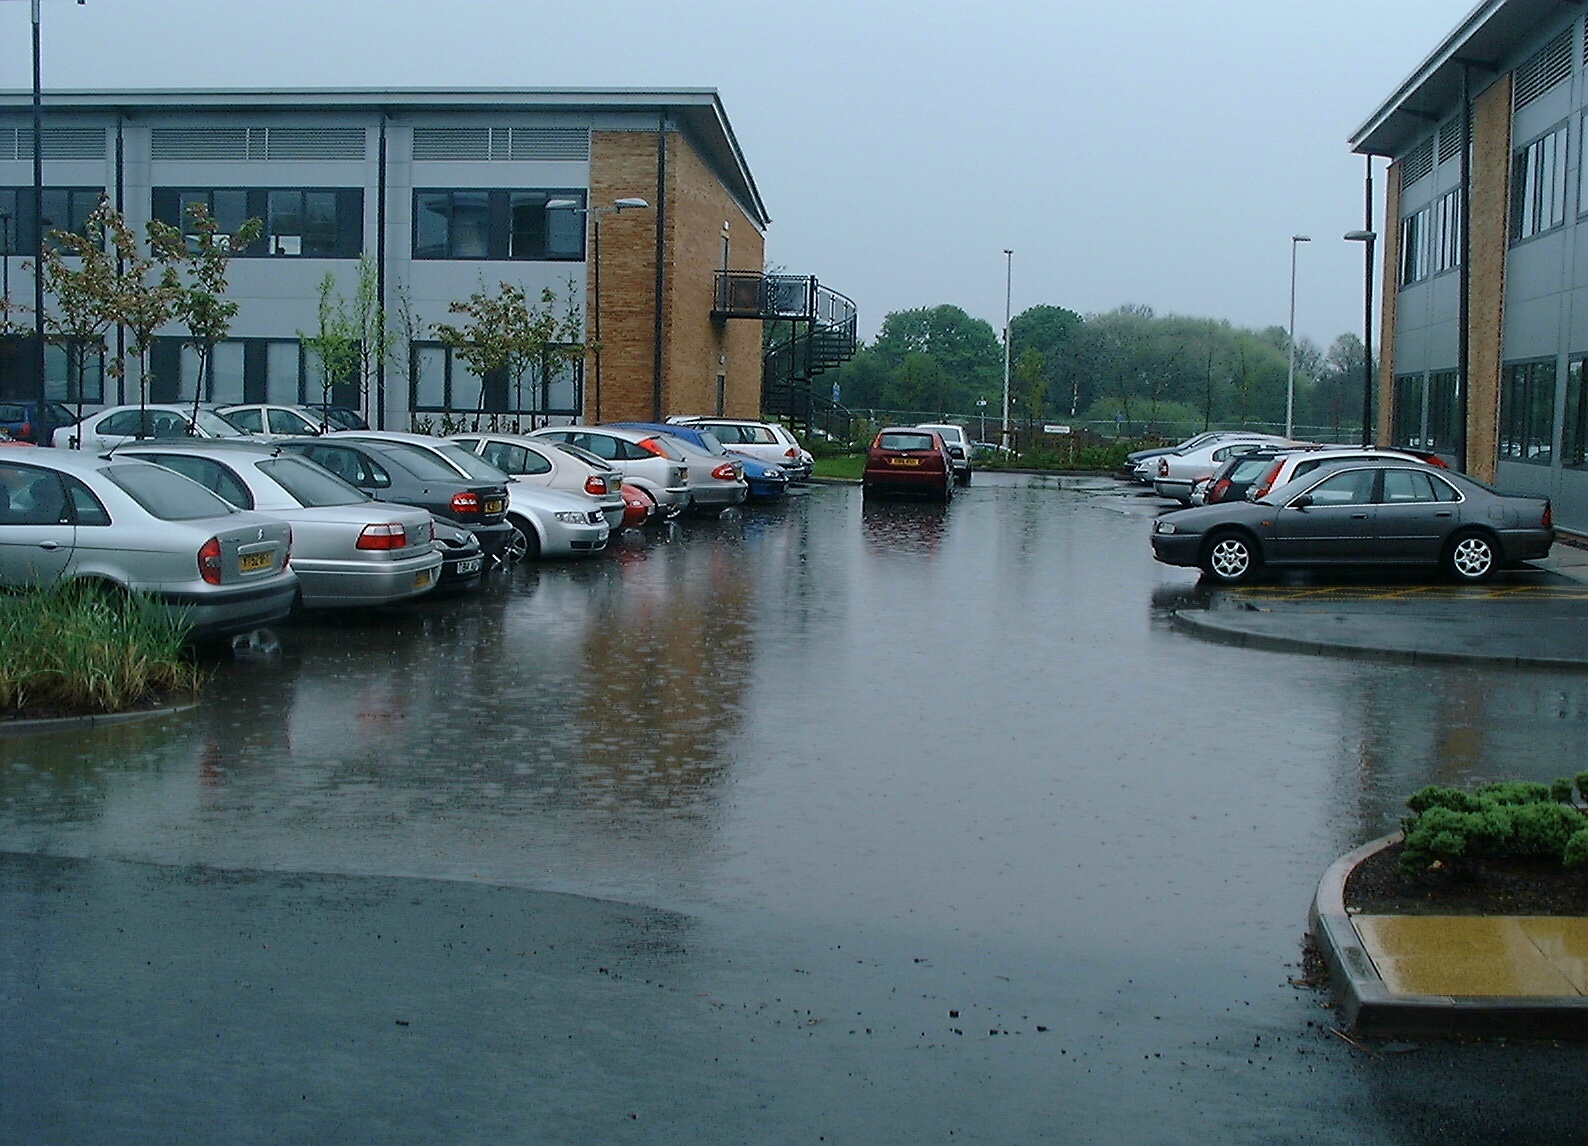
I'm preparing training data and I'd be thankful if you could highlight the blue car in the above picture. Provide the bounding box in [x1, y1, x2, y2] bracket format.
[0, 399, 77, 445]
[606, 421, 789, 501]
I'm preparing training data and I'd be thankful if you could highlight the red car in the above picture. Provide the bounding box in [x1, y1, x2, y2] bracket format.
[862, 427, 954, 502]
[619, 481, 656, 528]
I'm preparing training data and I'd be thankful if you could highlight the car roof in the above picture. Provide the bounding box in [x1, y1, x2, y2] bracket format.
[536, 424, 652, 443]
[114, 438, 282, 456]
[1, 448, 170, 476]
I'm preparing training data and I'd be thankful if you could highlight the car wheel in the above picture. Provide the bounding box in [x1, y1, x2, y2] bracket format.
[1444, 529, 1498, 583]
[1202, 531, 1261, 585]
[503, 518, 536, 565]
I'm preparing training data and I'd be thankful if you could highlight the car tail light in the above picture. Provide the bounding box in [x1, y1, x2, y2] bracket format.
[1210, 478, 1231, 503]
[1426, 455, 1449, 468]
[711, 463, 736, 481]
[584, 475, 607, 496]
[1252, 460, 1285, 499]
[1543, 500, 1553, 530]
[357, 523, 407, 550]
[1157, 458, 1169, 478]
[785, 447, 797, 458]
[637, 437, 667, 457]
[450, 491, 480, 515]
[198, 537, 223, 585]
[19, 421, 30, 441]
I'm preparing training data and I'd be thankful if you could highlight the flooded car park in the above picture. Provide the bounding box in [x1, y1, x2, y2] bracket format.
[4, 474, 1587, 1143]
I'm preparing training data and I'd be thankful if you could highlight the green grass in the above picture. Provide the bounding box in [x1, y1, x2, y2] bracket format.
[812, 455, 865, 480]
[0, 581, 202, 717]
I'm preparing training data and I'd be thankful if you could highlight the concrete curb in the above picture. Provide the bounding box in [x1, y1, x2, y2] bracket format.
[1170, 609, 1588, 671]
[1310, 832, 1588, 1039]
[805, 476, 861, 486]
[0, 702, 198, 738]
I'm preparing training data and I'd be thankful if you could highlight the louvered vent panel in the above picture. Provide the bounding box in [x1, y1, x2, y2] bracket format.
[413, 127, 490, 161]
[1515, 27, 1573, 110]
[1438, 119, 1463, 165]
[264, 127, 365, 161]
[505, 127, 588, 161]
[152, 126, 252, 161]
[1, 126, 106, 161]
[1401, 137, 1435, 188]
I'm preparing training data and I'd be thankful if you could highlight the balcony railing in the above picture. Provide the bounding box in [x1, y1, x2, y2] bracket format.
[713, 272, 856, 329]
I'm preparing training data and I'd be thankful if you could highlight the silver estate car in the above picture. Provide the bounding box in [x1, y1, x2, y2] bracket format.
[116, 441, 442, 609]
[0, 450, 296, 636]
[528, 426, 691, 516]
[54, 404, 252, 451]
[449, 432, 626, 530]
[1151, 461, 1554, 585]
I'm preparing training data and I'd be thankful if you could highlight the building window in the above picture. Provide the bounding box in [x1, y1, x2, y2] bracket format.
[0, 187, 104, 253]
[1399, 208, 1429, 286]
[412, 189, 585, 260]
[409, 341, 582, 418]
[151, 188, 363, 258]
[1499, 360, 1557, 464]
[144, 337, 356, 408]
[0, 335, 104, 404]
[1511, 125, 1568, 241]
[1564, 359, 1588, 468]
[1430, 189, 1461, 274]
[1425, 370, 1459, 453]
[1392, 374, 1423, 447]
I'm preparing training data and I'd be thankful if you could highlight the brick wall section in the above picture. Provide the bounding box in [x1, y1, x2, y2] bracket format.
[588, 129, 765, 423]
[1377, 159, 1401, 447]
[1466, 74, 1512, 484]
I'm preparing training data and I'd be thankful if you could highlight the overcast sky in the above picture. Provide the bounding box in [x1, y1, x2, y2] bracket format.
[0, 0, 1473, 347]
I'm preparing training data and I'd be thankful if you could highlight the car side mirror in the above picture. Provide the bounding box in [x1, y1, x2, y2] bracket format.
[1289, 494, 1313, 510]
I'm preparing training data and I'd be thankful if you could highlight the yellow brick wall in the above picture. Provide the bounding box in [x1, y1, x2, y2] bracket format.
[1466, 74, 1512, 483]
[588, 129, 765, 423]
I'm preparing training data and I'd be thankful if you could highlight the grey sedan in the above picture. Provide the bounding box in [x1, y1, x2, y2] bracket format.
[1150, 462, 1554, 585]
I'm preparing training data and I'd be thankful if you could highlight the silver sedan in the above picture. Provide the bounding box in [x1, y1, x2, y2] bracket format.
[448, 432, 625, 530]
[116, 441, 443, 609]
[0, 450, 296, 636]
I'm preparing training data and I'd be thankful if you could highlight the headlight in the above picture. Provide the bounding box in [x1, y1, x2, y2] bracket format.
[554, 511, 586, 523]
[1154, 520, 1177, 534]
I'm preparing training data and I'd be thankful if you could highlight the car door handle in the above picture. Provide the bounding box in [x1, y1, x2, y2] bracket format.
[1435, 511, 1452, 517]
[1350, 513, 1368, 519]
[37, 540, 62, 551]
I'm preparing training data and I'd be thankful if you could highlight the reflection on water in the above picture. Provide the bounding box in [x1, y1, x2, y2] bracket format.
[861, 499, 948, 556]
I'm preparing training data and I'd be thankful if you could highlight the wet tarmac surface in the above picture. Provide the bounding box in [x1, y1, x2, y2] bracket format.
[5, 474, 1588, 1143]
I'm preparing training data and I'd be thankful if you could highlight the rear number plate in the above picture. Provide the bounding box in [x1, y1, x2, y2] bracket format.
[888, 457, 921, 466]
[454, 557, 482, 576]
[483, 499, 504, 514]
[414, 568, 434, 588]
[239, 551, 272, 573]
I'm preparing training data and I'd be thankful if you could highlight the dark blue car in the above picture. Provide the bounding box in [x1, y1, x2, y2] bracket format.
[606, 422, 788, 501]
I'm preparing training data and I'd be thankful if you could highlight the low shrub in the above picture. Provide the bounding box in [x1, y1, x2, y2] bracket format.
[0, 581, 202, 716]
[1399, 780, 1588, 873]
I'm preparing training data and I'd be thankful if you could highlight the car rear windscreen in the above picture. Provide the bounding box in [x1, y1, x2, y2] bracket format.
[1229, 457, 1275, 482]
[879, 433, 935, 451]
[258, 457, 368, 507]
[105, 463, 238, 521]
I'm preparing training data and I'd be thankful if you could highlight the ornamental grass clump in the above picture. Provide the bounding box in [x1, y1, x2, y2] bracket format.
[0, 582, 201, 716]
[1400, 779, 1588, 874]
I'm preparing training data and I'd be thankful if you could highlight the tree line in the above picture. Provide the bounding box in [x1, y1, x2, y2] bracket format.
[828, 302, 1372, 437]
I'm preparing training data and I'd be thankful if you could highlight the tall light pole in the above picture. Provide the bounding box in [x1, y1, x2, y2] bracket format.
[549, 196, 649, 423]
[1001, 249, 1012, 451]
[1285, 234, 1311, 438]
[1345, 229, 1377, 449]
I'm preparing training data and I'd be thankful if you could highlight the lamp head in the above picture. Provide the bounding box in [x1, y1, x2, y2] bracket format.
[546, 198, 580, 210]
[614, 197, 650, 211]
[1343, 230, 1377, 242]
[1292, 234, 1312, 243]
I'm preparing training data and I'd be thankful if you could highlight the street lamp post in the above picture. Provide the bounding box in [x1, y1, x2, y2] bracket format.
[0, 209, 11, 309]
[549, 196, 649, 424]
[1285, 234, 1311, 439]
[1345, 229, 1377, 448]
[1001, 249, 1012, 451]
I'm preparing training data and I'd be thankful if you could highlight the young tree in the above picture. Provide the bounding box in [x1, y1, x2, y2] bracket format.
[146, 202, 263, 426]
[432, 280, 583, 432]
[1014, 346, 1045, 424]
[300, 272, 361, 422]
[36, 197, 119, 427]
[103, 210, 182, 417]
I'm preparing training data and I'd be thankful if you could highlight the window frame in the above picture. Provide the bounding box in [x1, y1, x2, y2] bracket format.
[408, 340, 582, 418]
[1510, 122, 1569, 243]
[1499, 358, 1559, 465]
[150, 187, 363, 259]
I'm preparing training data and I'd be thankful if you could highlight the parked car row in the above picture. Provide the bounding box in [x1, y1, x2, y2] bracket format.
[1, 406, 813, 638]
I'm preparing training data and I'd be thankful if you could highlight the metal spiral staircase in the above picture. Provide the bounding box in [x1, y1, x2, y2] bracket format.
[713, 272, 858, 436]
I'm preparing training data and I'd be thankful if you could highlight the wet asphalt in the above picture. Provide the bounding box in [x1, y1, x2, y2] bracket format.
[4, 475, 1588, 1144]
